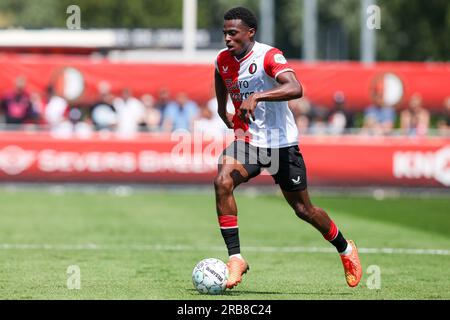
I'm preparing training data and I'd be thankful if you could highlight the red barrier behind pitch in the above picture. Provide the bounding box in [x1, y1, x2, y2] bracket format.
[0, 132, 448, 187]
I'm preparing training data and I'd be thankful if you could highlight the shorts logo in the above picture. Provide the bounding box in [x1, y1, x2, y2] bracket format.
[291, 176, 301, 185]
[249, 63, 257, 74]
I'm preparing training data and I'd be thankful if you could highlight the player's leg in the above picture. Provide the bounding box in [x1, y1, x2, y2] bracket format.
[282, 188, 349, 253]
[214, 157, 249, 218]
[282, 189, 362, 287]
[215, 141, 259, 289]
[273, 146, 362, 287]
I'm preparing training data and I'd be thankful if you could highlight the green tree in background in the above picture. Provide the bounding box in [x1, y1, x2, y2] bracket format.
[0, 0, 62, 28]
[0, 0, 186, 28]
[276, 0, 450, 61]
[377, 0, 450, 61]
[0, 0, 448, 61]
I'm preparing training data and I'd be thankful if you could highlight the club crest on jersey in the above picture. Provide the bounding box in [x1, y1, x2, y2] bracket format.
[222, 65, 229, 73]
[249, 63, 257, 74]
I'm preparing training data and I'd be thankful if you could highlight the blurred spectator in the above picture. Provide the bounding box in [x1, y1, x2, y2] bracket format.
[1, 76, 39, 126]
[114, 88, 146, 138]
[206, 85, 234, 132]
[30, 92, 44, 119]
[155, 87, 172, 126]
[309, 105, 329, 135]
[141, 94, 161, 132]
[362, 95, 396, 135]
[68, 106, 94, 139]
[437, 97, 450, 136]
[289, 97, 310, 135]
[162, 92, 199, 132]
[43, 86, 70, 130]
[327, 91, 354, 135]
[194, 105, 228, 138]
[68, 107, 83, 124]
[89, 84, 117, 131]
[400, 94, 430, 136]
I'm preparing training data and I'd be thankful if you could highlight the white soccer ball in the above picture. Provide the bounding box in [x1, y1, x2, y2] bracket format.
[192, 258, 228, 295]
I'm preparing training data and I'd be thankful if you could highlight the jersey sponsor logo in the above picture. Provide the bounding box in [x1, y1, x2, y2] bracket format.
[225, 79, 249, 91]
[249, 63, 257, 74]
[222, 65, 228, 73]
[274, 53, 287, 64]
[229, 91, 255, 102]
[219, 70, 255, 102]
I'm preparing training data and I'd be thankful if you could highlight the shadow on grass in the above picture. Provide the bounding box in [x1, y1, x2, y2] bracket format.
[225, 290, 354, 296]
[186, 288, 353, 296]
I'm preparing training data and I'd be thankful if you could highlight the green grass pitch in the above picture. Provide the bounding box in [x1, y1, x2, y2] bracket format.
[0, 187, 449, 299]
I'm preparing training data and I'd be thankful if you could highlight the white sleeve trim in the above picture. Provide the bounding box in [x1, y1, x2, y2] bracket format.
[274, 68, 295, 80]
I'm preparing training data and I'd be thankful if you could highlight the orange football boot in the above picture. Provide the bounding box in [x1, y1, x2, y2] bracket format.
[226, 256, 249, 289]
[340, 240, 362, 287]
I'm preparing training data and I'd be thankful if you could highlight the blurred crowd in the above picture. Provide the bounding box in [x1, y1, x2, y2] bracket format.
[1, 76, 449, 138]
[289, 91, 449, 137]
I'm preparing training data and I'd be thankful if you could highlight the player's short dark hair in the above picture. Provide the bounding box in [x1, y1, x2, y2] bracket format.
[224, 7, 258, 31]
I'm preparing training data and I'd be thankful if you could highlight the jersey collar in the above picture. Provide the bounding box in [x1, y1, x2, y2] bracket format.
[234, 42, 257, 63]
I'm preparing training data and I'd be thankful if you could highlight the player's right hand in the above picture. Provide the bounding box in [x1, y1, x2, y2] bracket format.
[225, 112, 234, 129]
[238, 93, 258, 124]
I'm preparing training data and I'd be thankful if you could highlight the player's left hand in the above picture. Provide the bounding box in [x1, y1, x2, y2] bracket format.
[239, 93, 258, 124]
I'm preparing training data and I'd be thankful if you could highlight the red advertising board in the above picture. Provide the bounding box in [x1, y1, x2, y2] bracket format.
[0, 132, 448, 187]
[0, 54, 449, 111]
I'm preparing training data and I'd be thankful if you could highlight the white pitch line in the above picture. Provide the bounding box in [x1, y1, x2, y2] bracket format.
[0, 244, 449, 256]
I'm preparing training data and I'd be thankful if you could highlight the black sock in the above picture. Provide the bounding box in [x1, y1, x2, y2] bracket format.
[330, 231, 348, 253]
[220, 228, 240, 256]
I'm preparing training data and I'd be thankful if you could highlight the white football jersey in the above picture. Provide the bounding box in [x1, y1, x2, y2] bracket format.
[215, 41, 299, 148]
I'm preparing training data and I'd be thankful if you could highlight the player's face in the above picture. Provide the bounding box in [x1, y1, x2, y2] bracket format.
[223, 19, 255, 57]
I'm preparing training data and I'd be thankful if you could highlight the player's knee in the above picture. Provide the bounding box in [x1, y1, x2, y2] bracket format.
[214, 174, 234, 195]
[294, 204, 313, 222]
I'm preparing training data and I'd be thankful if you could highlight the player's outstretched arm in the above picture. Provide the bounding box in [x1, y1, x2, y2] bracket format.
[215, 69, 234, 129]
[239, 71, 302, 123]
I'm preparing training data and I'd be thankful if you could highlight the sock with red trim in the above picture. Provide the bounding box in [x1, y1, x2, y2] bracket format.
[218, 215, 240, 256]
[324, 220, 349, 254]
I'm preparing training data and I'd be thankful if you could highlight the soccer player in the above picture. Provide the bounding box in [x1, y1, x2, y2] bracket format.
[214, 7, 362, 289]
